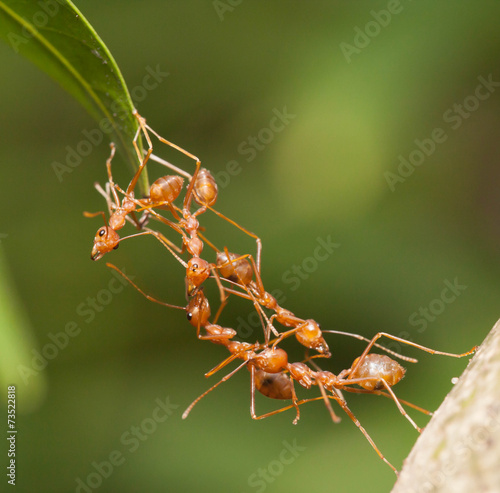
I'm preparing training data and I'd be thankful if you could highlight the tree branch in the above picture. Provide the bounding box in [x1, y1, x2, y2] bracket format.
[392, 320, 500, 492]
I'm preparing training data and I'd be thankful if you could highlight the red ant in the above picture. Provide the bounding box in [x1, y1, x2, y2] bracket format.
[106, 262, 257, 346]
[84, 139, 187, 261]
[87, 115, 272, 345]
[87, 113, 480, 477]
[93, 115, 252, 306]
[182, 331, 476, 474]
[131, 114, 265, 298]
[87, 107, 228, 263]
[106, 263, 309, 420]
[104, 199, 476, 476]
[213, 251, 330, 353]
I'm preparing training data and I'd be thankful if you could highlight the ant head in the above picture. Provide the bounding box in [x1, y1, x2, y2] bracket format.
[91, 226, 120, 261]
[186, 257, 210, 295]
[295, 320, 330, 355]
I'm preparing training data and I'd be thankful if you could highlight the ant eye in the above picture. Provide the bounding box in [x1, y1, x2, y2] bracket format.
[113, 243, 119, 250]
[191, 264, 198, 271]
[186, 312, 193, 321]
[98, 228, 106, 237]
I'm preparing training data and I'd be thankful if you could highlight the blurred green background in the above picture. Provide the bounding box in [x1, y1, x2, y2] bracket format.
[1, 1, 500, 492]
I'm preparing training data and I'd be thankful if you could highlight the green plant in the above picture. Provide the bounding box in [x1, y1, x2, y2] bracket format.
[0, 0, 143, 407]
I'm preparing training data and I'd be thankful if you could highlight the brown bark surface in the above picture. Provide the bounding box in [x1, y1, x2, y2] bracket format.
[392, 320, 500, 493]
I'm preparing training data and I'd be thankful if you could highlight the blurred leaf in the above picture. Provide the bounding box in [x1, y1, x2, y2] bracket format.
[0, 247, 46, 411]
[0, 0, 147, 192]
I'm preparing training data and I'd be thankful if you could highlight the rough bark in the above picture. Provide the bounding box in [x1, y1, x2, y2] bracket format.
[391, 320, 500, 493]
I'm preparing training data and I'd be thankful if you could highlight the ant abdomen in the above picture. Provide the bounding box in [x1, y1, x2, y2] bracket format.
[350, 354, 406, 390]
[254, 369, 294, 400]
[194, 168, 218, 206]
[150, 175, 184, 206]
[216, 251, 253, 285]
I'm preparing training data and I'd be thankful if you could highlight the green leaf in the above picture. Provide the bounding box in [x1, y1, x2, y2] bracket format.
[0, 0, 147, 193]
[0, 246, 47, 411]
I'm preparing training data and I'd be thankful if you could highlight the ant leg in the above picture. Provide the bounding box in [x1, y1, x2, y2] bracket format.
[317, 383, 342, 424]
[129, 209, 150, 230]
[106, 263, 184, 310]
[245, 384, 343, 426]
[349, 332, 477, 380]
[182, 360, 248, 419]
[126, 141, 153, 196]
[132, 113, 150, 165]
[221, 284, 280, 343]
[283, 394, 398, 475]
[221, 250, 276, 343]
[213, 255, 277, 344]
[290, 379, 300, 424]
[208, 265, 231, 325]
[249, 366, 301, 424]
[86, 178, 117, 223]
[205, 204, 262, 273]
[331, 393, 399, 475]
[103, 144, 149, 230]
[133, 113, 189, 189]
[116, 229, 187, 267]
[305, 358, 342, 423]
[205, 351, 250, 378]
[102, 143, 122, 208]
[141, 207, 186, 241]
[149, 153, 192, 180]
[83, 210, 107, 222]
[240, 253, 265, 299]
[204, 339, 263, 378]
[196, 231, 219, 254]
[340, 377, 423, 432]
[182, 159, 201, 212]
[94, 182, 116, 216]
[136, 111, 200, 165]
[98, 117, 150, 200]
[246, 393, 343, 426]
[341, 387, 432, 416]
[270, 319, 309, 348]
[321, 330, 418, 364]
[110, 185, 186, 249]
[133, 111, 201, 211]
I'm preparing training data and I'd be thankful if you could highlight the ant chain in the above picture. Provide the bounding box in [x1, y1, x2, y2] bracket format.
[86, 111, 477, 475]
